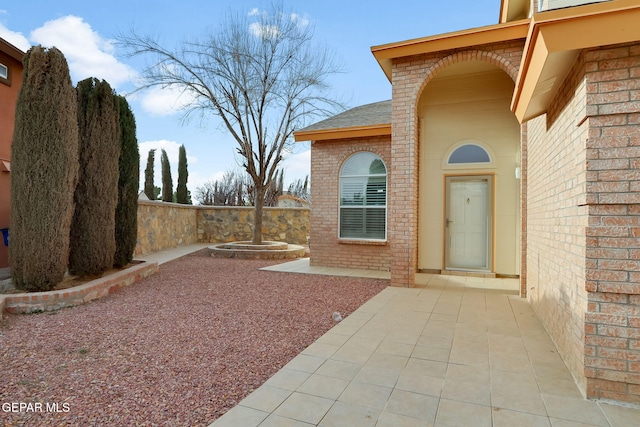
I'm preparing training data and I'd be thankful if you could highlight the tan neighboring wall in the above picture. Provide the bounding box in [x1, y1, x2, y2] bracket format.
[527, 43, 640, 404]
[310, 136, 392, 271]
[135, 200, 310, 256]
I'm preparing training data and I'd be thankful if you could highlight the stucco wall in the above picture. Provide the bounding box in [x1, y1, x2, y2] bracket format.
[310, 136, 391, 271]
[135, 201, 310, 256]
[417, 65, 521, 275]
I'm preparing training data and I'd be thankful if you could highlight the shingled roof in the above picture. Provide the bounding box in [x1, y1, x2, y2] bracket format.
[301, 100, 391, 131]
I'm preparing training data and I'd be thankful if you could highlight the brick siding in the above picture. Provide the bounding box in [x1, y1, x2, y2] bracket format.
[390, 41, 525, 286]
[527, 43, 640, 404]
[310, 136, 391, 271]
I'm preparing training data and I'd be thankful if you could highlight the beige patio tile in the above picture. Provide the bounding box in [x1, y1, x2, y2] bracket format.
[395, 370, 444, 398]
[273, 392, 334, 425]
[301, 342, 339, 359]
[445, 362, 490, 383]
[384, 389, 439, 422]
[377, 340, 415, 357]
[296, 374, 350, 400]
[318, 401, 381, 427]
[599, 402, 640, 427]
[238, 385, 292, 413]
[416, 335, 453, 350]
[330, 345, 374, 365]
[532, 360, 575, 381]
[492, 408, 551, 427]
[490, 355, 535, 375]
[264, 368, 311, 391]
[535, 375, 584, 399]
[441, 377, 491, 406]
[491, 384, 547, 416]
[435, 398, 492, 427]
[365, 352, 409, 372]
[314, 332, 351, 347]
[549, 419, 607, 427]
[404, 357, 448, 379]
[491, 370, 539, 389]
[208, 405, 268, 427]
[338, 381, 393, 409]
[542, 395, 609, 427]
[314, 359, 361, 381]
[411, 345, 450, 362]
[354, 365, 401, 388]
[284, 354, 326, 373]
[258, 414, 315, 427]
[376, 411, 435, 427]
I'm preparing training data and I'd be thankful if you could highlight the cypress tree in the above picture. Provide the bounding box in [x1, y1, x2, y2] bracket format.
[144, 149, 156, 200]
[69, 78, 120, 277]
[176, 144, 189, 204]
[161, 149, 173, 202]
[10, 46, 79, 291]
[113, 95, 140, 268]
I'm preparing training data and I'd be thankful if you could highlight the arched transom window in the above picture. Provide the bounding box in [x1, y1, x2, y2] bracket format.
[447, 144, 491, 164]
[339, 152, 387, 240]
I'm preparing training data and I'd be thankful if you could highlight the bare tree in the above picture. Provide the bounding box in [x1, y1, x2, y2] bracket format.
[119, 5, 343, 244]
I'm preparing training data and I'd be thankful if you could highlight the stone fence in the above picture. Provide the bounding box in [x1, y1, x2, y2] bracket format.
[135, 200, 310, 256]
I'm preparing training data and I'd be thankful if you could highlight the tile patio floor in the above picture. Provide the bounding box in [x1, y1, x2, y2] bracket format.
[207, 258, 640, 427]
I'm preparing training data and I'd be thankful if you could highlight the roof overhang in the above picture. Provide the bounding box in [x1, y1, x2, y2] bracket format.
[371, 20, 530, 82]
[0, 38, 25, 62]
[294, 124, 391, 142]
[512, 0, 640, 122]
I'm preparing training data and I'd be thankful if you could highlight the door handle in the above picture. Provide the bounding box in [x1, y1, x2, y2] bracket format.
[446, 218, 453, 227]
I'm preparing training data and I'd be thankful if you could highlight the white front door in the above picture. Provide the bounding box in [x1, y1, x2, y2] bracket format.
[445, 176, 491, 270]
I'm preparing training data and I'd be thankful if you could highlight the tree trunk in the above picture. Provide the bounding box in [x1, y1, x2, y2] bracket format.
[252, 187, 265, 245]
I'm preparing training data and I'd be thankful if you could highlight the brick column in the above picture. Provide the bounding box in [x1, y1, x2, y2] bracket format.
[389, 70, 419, 287]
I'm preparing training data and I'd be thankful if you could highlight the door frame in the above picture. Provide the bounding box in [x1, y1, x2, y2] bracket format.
[442, 173, 495, 272]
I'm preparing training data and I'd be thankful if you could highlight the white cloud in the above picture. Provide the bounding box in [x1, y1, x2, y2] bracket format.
[0, 23, 30, 52]
[29, 15, 136, 88]
[138, 84, 198, 117]
[248, 22, 280, 39]
[248, 8, 260, 17]
[290, 13, 310, 29]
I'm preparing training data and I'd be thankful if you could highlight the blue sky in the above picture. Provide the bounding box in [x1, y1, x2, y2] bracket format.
[0, 0, 500, 199]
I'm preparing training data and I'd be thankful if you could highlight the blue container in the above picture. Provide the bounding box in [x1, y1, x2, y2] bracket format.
[1, 228, 8, 246]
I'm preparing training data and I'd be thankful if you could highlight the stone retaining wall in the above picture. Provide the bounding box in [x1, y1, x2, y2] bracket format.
[135, 201, 310, 256]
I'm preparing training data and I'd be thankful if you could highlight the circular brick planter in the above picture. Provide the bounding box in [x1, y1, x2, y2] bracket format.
[209, 241, 306, 260]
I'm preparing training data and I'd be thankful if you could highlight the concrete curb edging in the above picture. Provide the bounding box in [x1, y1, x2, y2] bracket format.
[0, 260, 158, 319]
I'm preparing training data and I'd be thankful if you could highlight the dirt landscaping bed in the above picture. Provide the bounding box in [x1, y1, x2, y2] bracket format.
[0, 250, 387, 426]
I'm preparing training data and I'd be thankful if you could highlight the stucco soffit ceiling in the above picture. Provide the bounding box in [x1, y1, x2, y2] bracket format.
[512, 0, 640, 122]
[371, 20, 530, 81]
[500, 0, 530, 23]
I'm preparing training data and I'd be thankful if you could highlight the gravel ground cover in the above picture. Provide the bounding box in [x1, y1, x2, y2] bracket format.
[0, 250, 387, 426]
